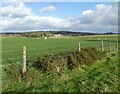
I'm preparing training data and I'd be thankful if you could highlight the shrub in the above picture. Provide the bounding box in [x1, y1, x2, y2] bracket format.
[32, 47, 105, 73]
[67, 54, 78, 69]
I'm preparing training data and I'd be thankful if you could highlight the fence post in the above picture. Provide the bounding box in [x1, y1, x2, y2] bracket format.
[116, 40, 118, 51]
[22, 46, 26, 75]
[109, 40, 111, 53]
[57, 67, 60, 73]
[101, 40, 104, 52]
[78, 42, 81, 51]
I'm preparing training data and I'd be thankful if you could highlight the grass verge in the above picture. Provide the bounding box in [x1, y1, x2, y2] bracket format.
[2, 49, 119, 92]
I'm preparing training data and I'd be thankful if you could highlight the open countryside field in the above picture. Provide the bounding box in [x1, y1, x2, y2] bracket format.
[1, 34, 119, 92]
[2, 34, 118, 65]
[1, 1, 119, 92]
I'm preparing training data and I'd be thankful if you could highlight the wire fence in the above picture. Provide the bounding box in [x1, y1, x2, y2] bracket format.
[1, 39, 119, 67]
[1, 44, 76, 53]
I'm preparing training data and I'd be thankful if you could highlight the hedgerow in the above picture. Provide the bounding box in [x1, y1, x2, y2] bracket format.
[32, 47, 105, 72]
[2, 49, 119, 92]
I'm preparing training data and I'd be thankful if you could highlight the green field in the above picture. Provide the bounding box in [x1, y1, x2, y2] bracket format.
[1, 34, 119, 93]
[2, 34, 118, 65]
[2, 50, 119, 92]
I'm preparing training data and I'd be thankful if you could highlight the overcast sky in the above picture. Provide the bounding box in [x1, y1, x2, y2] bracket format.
[1, 1, 118, 33]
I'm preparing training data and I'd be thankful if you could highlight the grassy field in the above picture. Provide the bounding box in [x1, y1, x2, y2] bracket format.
[2, 50, 119, 92]
[1, 34, 119, 93]
[1, 34, 118, 65]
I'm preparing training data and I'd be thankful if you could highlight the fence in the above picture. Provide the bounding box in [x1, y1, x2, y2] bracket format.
[1, 38, 119, 76]
[1, 40, 119, 67]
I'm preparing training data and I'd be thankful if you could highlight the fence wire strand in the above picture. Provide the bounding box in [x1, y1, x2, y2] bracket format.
[2, 40, 118, 66]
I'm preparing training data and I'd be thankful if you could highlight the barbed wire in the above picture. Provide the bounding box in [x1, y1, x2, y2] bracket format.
[27, 47, 75, 58]
[1, 43, 77, 53]
[2, 46, 117, 68]
[1, 40, 117, 64]
[1, 55, 22, 62]
[1, 44, 77, 62]
[2, 39, 117, 53]
[2, 47, 76, 62]
[2, 46, 116, 63]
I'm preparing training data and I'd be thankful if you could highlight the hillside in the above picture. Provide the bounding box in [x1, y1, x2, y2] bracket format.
[2, 50, 119, 92]
[1, 31, 117, 38]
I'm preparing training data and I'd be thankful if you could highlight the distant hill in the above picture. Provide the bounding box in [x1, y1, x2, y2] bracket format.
[1, 31, 118, 37]
[49, 31, 97, 36]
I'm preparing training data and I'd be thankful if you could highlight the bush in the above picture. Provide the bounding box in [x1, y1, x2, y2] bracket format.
[3, 62, 22, 82]
[67, 54, 78, 69]
[32, 47, 105, 72]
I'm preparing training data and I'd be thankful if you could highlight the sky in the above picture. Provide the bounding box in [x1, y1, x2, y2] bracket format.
[1, 1, 118, 33]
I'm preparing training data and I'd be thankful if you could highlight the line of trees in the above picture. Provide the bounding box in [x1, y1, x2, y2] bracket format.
[1, 31, 118, 37]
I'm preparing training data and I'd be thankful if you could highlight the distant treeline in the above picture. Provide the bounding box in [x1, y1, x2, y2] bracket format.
[1, 31, 118, 37]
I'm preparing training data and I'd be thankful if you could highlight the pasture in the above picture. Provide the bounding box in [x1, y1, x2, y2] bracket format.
[2, 34, 118, 65]
[1, 34, 119, 92]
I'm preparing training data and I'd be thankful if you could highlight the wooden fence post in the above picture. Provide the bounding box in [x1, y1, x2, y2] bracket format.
[22, 46, 26, 75]
[109, 40, 111, 53]
[116, 40, 118, 51]
[101, 40, 104, 51]
[57, 67, 60, 73]
[78, 42, 81, 51]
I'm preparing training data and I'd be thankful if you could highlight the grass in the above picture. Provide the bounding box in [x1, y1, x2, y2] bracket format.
[2, 34, 118, 65]
[1, 34, 119, 92]
[2, 51, 119, 92]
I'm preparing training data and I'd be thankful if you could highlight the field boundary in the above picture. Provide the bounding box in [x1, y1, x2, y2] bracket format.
[2, 39, 119, 65]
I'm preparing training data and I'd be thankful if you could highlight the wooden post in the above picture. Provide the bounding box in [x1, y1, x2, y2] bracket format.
[22, 46, 26, 75]
[78, 42, 81, 51]
[101, 40, 104, 51]
[116, 40, 118, 51]
[109, 40, 111, 53]
[57, 67, 60, 73]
